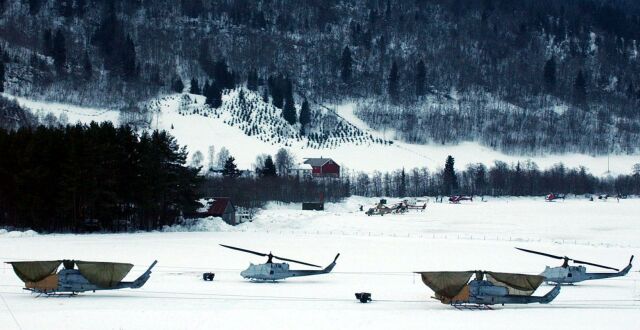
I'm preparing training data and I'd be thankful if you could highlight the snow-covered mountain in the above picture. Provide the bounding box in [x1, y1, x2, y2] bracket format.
[6, 89, 639, 175]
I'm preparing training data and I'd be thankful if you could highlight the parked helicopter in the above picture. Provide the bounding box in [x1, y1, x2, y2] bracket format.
[449, 195, 473, 204]
[6, 259, 157, 295]
[516, 247, 634, 284]
[416, 270, 560, 308]
[545, 193, 565, 202]
[220, 244, 340, 281]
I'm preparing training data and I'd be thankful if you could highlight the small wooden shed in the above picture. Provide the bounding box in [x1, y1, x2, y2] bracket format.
[206, 197, 237, 225]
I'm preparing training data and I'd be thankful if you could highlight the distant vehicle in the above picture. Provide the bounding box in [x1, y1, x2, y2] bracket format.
[516, 247, 633, 284]
[6, 259, 157, 296]
[449, 195, 473, 204]
[402, 199, 427, 211]
[220, 244, 339, 281]
[416, 270, 560, 308]
[545, 193, 565, 202]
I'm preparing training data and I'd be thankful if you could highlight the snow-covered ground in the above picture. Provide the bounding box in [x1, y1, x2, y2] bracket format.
[6, 92, 640, 175]
[1, 197, 638, 330]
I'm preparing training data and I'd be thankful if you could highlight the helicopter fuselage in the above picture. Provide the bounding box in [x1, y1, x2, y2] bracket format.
[25, 261, 157, 294]
[541, 262, 632, 284]
[240, 255, 339, 281]
[462, 280, 560, 305]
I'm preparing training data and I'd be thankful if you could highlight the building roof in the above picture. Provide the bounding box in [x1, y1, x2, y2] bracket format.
[289, 163, 313, 170]
[208, 197, 233, 215]
[303, 158, 335, 167]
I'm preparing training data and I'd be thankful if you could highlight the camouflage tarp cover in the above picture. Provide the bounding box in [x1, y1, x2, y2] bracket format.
[76, 261, 134, 288]
[417, 271, 474, 299]
[486, 271, 545, 296]
[7, 261, 62, 283]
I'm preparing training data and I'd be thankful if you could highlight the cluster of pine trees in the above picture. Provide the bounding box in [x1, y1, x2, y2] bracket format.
[0, 123, 201, 232]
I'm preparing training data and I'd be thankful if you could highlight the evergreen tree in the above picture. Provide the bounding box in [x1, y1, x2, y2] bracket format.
[543, 57, 556, 93]
[202, 80, 210, 97]
[52, 30, 67, 73]
[415, 59, 426, 97]
[388, 61, 399, 102]
[122, 36, 137, 80]
[341, 46, 352, 83]
[442, 155, 457, 195]
[190, 78, 200, 94]
[56, 0, 73, 18]
[299, 99, 311, 134]
[172, 77, 184, 93]
[82, 50, 92, 79]
[28, 0, 42, 15]
[0, 59, 4, 93]
[205, 81, 222, 108]
[247, 69, 258, 91]
[574, 69, 587, 105]
[261, 156, 277, 177]
[214, 59, 234, 89]
[75, 0, 87, 17]
[42, 29, 53, 56]
[222, 156, 241, 178]
[399, 168, 406, 197]
[282, 96, 297, 125]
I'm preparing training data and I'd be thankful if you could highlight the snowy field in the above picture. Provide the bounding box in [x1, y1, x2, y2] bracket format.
[1, 197, 639, 330]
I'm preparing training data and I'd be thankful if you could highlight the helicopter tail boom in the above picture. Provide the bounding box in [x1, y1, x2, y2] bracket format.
[126, 260, 158, 289]
[288, 254, 340, 278]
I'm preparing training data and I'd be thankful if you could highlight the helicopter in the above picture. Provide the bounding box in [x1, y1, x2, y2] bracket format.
[516, 247, 634, 284]
[6, 259, 157, 295]
[220, 244, 339, 281]
[416, 270, 560, 308]
[449, 195, 473, 204]
[545, 193, 565, 202]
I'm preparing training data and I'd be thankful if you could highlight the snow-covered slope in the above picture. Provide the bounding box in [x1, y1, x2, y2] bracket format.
[6, 91, 639, 175]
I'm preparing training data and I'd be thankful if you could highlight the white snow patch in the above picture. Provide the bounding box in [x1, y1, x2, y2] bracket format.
[0, 229, 38, 238]
[161, 217, 233, 232]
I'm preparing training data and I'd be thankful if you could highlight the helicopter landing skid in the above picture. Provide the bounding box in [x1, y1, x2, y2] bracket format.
[451, 303, 493, 311]
[25, 288, 77, 297]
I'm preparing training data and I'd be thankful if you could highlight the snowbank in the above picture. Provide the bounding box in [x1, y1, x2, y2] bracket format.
[161, 217, 234, 232]
[0, 229, 38, 238]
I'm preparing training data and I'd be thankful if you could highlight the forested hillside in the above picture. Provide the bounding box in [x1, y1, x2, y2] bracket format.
[1, 0, 639, 155]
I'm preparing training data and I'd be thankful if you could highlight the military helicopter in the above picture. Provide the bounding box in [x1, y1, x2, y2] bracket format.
[416, 270, 560, 308]
[545, 193, 565, 202]
[516, 247, 634, 284]
[220, 244, 339, 281]
[6, 259, 157, 295]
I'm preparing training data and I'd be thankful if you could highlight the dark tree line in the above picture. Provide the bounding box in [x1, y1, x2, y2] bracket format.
[347, 157, 640, 198]
[0, 124, 201, 232]
[198, 176, 350, 209]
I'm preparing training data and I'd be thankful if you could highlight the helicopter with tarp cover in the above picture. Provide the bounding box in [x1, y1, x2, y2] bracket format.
[6, 259, 157, 295]
[415, 270, 560, 309]
[220, 244, 339, 281]
[516, 247, 634, 284]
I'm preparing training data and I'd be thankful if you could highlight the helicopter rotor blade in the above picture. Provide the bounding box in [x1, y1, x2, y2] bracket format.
[272, 255, 321, 268]
[515, 247, 565, 260]
[572, 259, 619, 271]
[219, 244, 267, 257]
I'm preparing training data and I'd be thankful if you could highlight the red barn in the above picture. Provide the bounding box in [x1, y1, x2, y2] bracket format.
[303, 158, 340, 178]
